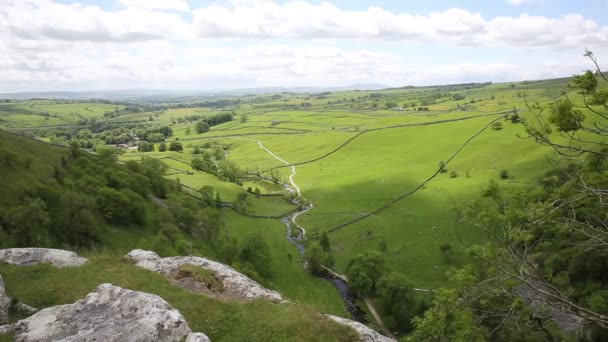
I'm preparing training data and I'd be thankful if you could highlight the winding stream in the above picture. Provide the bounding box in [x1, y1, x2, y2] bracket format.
[257, 139, 368, 322]
[282, 207, 368, 323]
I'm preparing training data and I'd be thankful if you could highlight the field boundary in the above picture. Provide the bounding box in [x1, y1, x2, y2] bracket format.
[328, 115, 505, 232]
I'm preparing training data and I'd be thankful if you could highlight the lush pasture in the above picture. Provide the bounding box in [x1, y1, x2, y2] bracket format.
[2, 78, 577, 309]
[0, 102, 123, 127]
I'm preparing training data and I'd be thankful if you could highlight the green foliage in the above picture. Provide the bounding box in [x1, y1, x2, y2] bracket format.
[238, 234, 271, 279]
[548, 100, 585, 132]
[169, 141, 183, 152]
[408, 289, 488, 341]
[499, 169, 509, 179]
[158, 142, 167, 152]
[2, 197, 51, 247]
[377, 272, 417, 333]
[95, 146, 122, 162]
[137, 141, 155, 152]
[346, 251, 386, 296]
[196, 120, 210, 134]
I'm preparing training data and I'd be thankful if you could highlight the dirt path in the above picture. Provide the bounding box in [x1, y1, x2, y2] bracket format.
[257, 141, 301, 197]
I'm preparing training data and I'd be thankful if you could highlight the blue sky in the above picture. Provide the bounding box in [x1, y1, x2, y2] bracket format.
[1, 0, 607, 91]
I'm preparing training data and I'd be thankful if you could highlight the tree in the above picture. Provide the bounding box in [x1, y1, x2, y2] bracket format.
[408, 289, 488, 341]
[185, 126, 191, 135]
[499, 169, 509, 179]
[137, 141, 154, 152]
[196, 121, 210, 134]
[238, 234, 271, 278]
[239, 113, 248, 124]
[147, 132, 165, 143]
[199, 186, 215, 207]
[346, 251, 386, 296]
[6, 197, 51, 247]
[491, 122, 503, 131]
[439, 243, 453, 262]
[158, 142, 167, 152]
[377, 272, 418, 333]
[96, 146, 122, 163]
[253, 187, 261, 198]
[169, 141, 183, 152]
[438, 160, 447, 173]
[454, 52, 608, 336]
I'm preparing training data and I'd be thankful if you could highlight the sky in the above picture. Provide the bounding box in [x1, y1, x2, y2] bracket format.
[1, 0, 607, 92]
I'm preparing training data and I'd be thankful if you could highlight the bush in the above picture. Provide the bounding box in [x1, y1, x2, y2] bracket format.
[169, 141, 183, 152]
[158, 143, 167, 152]
[449, 170, 458, 178]
[491, 122, 503, 131]
[499, 169, 509, 180]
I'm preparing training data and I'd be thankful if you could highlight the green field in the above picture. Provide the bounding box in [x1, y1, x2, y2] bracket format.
[2, 75, 601, 340]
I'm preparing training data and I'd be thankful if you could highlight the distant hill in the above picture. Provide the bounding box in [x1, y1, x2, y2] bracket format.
[0, 84, 389, 101]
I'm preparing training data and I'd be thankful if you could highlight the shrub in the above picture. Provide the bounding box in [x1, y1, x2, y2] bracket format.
[499, 169, 509, 180]
[449, 170, 458, 178]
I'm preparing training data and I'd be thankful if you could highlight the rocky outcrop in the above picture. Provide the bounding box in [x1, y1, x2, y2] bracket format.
[127, 249, 284, 303]
[0, 274, 10, 325]
[0, 248, 87, 267]
[6, 283, 209, 342]
[325, 315, 396, 342]
[186, 332, 211, 342]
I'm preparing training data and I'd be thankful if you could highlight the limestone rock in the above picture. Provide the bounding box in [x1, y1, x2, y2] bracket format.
[325, 315, 396, 342]
[127, 249, 284, 302]
[9, 283, 203, 342]
[186, 332, 211, 342]
[0, 274, 10, 325]
[0, 248, 87, 268]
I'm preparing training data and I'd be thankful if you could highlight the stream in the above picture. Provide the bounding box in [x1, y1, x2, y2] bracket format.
[282, 206, 368, 323]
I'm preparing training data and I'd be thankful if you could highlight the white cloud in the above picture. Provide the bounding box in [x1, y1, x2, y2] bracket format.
[0, 0, 191, 42]
[117, 0, 190, 12]
[506, 0, 542, 6]
[192, 2, 608, 48]
[0, 0, 606, 91]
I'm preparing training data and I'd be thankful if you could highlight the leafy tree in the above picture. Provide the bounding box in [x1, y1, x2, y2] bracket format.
[449, 53, 608, 338]
[408, 289, 488, 341]
[96, 146, 122, 163]
[238, 234, 271, 278]
[346, 251, 386, 296]
[147, 132, 166, 143]
[253, 187, 261, 198]
[499, 169, 509, 179]
[169, 141, 183, 152]
[196, 121, 210, 134]
[5, 197, 51, 247]
[439, 243, 453, 262]
[239, 113, 248, 124]
[377, 272, 417, 333]
[158, 142, 167, 152]
[199, 186, 215, 207]
[137, 141, 155, 152]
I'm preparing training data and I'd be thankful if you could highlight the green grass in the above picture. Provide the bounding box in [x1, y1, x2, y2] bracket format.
[0, 257, 357, 341]
[0, 131, 68, 205]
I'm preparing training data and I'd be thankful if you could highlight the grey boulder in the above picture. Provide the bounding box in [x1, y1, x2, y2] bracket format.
[0, 274, 10, 324]
[8, 283, 209, 342]
[325, 315, 396, 342]
[0, 248, 87, 267]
